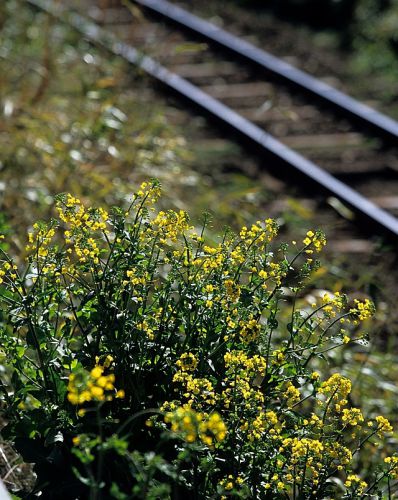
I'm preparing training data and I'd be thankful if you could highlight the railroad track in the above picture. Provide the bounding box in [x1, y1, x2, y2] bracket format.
[28, 0, 398, 243]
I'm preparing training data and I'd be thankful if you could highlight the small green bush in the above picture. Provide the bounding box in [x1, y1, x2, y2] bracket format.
[0, 180, 397, 499]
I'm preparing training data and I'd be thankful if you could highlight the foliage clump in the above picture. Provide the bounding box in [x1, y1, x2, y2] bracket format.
[0, 180, 396, 498]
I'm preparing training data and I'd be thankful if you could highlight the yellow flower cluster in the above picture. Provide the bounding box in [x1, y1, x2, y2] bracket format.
[219, 474, 245, 493]
[271, 349, 285, 366]
[302, 413, 323, 429]
[350, 298, 375, 321]
[171, 349, 272, 444]
[222, 351, 277, 443]
[258, 261, 286, 287]
[122, 268, 147, 288]
[302, 229, 326, 253]
[230, 245, 245, 265]
[384, 456, 398, 479]
[375, 415, 393, 437]
[136, 319, 155, 340]
[151, 209, 192, 244]
[224, 351, 267, 378]
[56, 194, 108, 264]
[243, 410, 281, 442]
[0, 261, 17, 285]
[134, 307, 166, 341]
[58, 195, 108, 232]
[222, 378, 264, 409]
[176, 352, 198, 372]
[318, 373, 352, 412]
[321, 291, 346, 318]
[136, 180, 161, 205]
[67, 359, 124, 406]
[224, 279, 241, 302]
[173, 372, 216, 407]
[239, 317, 261, 343]
[26, 223, 56, 258]
[328, 442, 353, 466]
[283, 381, 301, 408]
[200, 246, 225, 271]
[275, 438, 360, 489]
[283, 437, 324, 461]
[164, 406, 227, 447]
[239, 218, 278, 246]
[222, 361, 266, 407]
[341, 408, 364, 427]
[310, 293, 374, 337]
[344, 474, 367, 495]
[202, 245, 218, 255]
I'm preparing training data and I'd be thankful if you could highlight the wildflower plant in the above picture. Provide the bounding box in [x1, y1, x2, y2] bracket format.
[0, 180, 396, 498]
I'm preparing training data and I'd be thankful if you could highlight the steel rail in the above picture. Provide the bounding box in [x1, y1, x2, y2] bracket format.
[133, 0, 398, 144]
[26, 0, 398, 240]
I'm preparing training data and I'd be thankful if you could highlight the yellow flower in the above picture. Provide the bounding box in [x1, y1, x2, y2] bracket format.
[375, 415, 393, 437]
[341, 408, 364, 426]
[96, 376, 108, 388]
[384, 456, 398, 479]
[303, 229, 326, 253]
[344, 474, 367, 494]
[350, 298, 375, 321]
[67, 392, 79, 405]
[318, 373, 352, 400]
[164, 406, 227, 446]
[224, 279, 241, 302]
[90, 386, 104, 399]
[67, 361, 120, 405]
[284, 382, 300, 408]
[239, 317, 261, 343]
[176, 353, 198, 372]
[90, 366, 103, 379]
